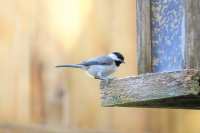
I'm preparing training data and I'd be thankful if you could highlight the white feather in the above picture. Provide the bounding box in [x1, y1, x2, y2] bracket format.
[108, 53, 120, 61]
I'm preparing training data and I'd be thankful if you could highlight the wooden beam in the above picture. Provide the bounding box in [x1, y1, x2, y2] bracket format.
[185, 0, 200, 69]
[100, 69, 200, 109]
[136, 0, 152, 74]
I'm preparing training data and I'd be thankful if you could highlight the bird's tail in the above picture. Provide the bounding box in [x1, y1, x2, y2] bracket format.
[56, 64, 83, 68]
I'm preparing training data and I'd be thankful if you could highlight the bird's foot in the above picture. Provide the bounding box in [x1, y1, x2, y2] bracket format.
[107, 76, 116, 80]
[101, 77, 116, 87]
[94, 76, 101, 80]
[94, 76, 116, 87]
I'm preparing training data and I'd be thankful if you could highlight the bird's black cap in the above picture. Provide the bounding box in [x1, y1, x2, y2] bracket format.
[112, 52, 125, 62]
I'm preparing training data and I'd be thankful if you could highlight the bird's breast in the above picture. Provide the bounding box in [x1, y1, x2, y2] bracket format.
[87, 64, 117, 77]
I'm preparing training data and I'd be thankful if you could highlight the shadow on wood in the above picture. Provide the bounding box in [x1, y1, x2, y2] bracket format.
[100, 69, 200, 109]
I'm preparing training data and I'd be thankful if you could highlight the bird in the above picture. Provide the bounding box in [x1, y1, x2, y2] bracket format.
[56, 52, 125, 81]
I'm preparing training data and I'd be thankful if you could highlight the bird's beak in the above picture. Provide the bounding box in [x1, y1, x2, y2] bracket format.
[122, 60, 125, 64]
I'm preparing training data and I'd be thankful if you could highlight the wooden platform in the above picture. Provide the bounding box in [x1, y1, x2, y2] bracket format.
[100, 69, 200, 109]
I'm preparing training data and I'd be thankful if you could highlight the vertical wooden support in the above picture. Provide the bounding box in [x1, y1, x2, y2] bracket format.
[185, 0, 200, 70]
[137, 0, 152, 74]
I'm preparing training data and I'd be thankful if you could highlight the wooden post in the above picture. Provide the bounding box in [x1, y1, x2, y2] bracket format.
[137, 0, 151, 73]
[185, 0, 200, 70]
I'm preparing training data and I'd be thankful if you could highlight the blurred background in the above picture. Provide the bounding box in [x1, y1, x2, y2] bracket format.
[0, 0, 200, 133]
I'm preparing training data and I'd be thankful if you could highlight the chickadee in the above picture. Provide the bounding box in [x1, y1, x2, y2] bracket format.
[56, 52, 125, 81]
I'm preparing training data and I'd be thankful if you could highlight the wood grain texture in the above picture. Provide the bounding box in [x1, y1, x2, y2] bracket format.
[100, 69, 200, 109]
[136, 0, 152, 74]
[137, 0, 200, 73]
[151, 0, 185, 72]
[185, 0, 200, 69]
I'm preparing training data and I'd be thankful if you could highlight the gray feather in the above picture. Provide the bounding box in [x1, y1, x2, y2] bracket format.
[56, 64, 83, 68]
[56, 55, 113, 69]
[80, 56, 114, 66]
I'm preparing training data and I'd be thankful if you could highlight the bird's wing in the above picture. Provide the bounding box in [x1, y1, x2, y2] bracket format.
[79, 56, 114, 66]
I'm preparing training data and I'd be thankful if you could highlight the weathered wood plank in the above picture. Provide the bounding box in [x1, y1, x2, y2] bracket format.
[185, 0, 200, 69]
[151, 0, 185, 72]
[100, 69, 200, 109]
[136, 0, 152, 74]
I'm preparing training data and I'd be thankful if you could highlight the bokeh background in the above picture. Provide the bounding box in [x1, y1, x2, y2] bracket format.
[0, 0, 200, 133]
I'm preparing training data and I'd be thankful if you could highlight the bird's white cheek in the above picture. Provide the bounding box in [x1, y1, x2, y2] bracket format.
[108, 54, 119, 61]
